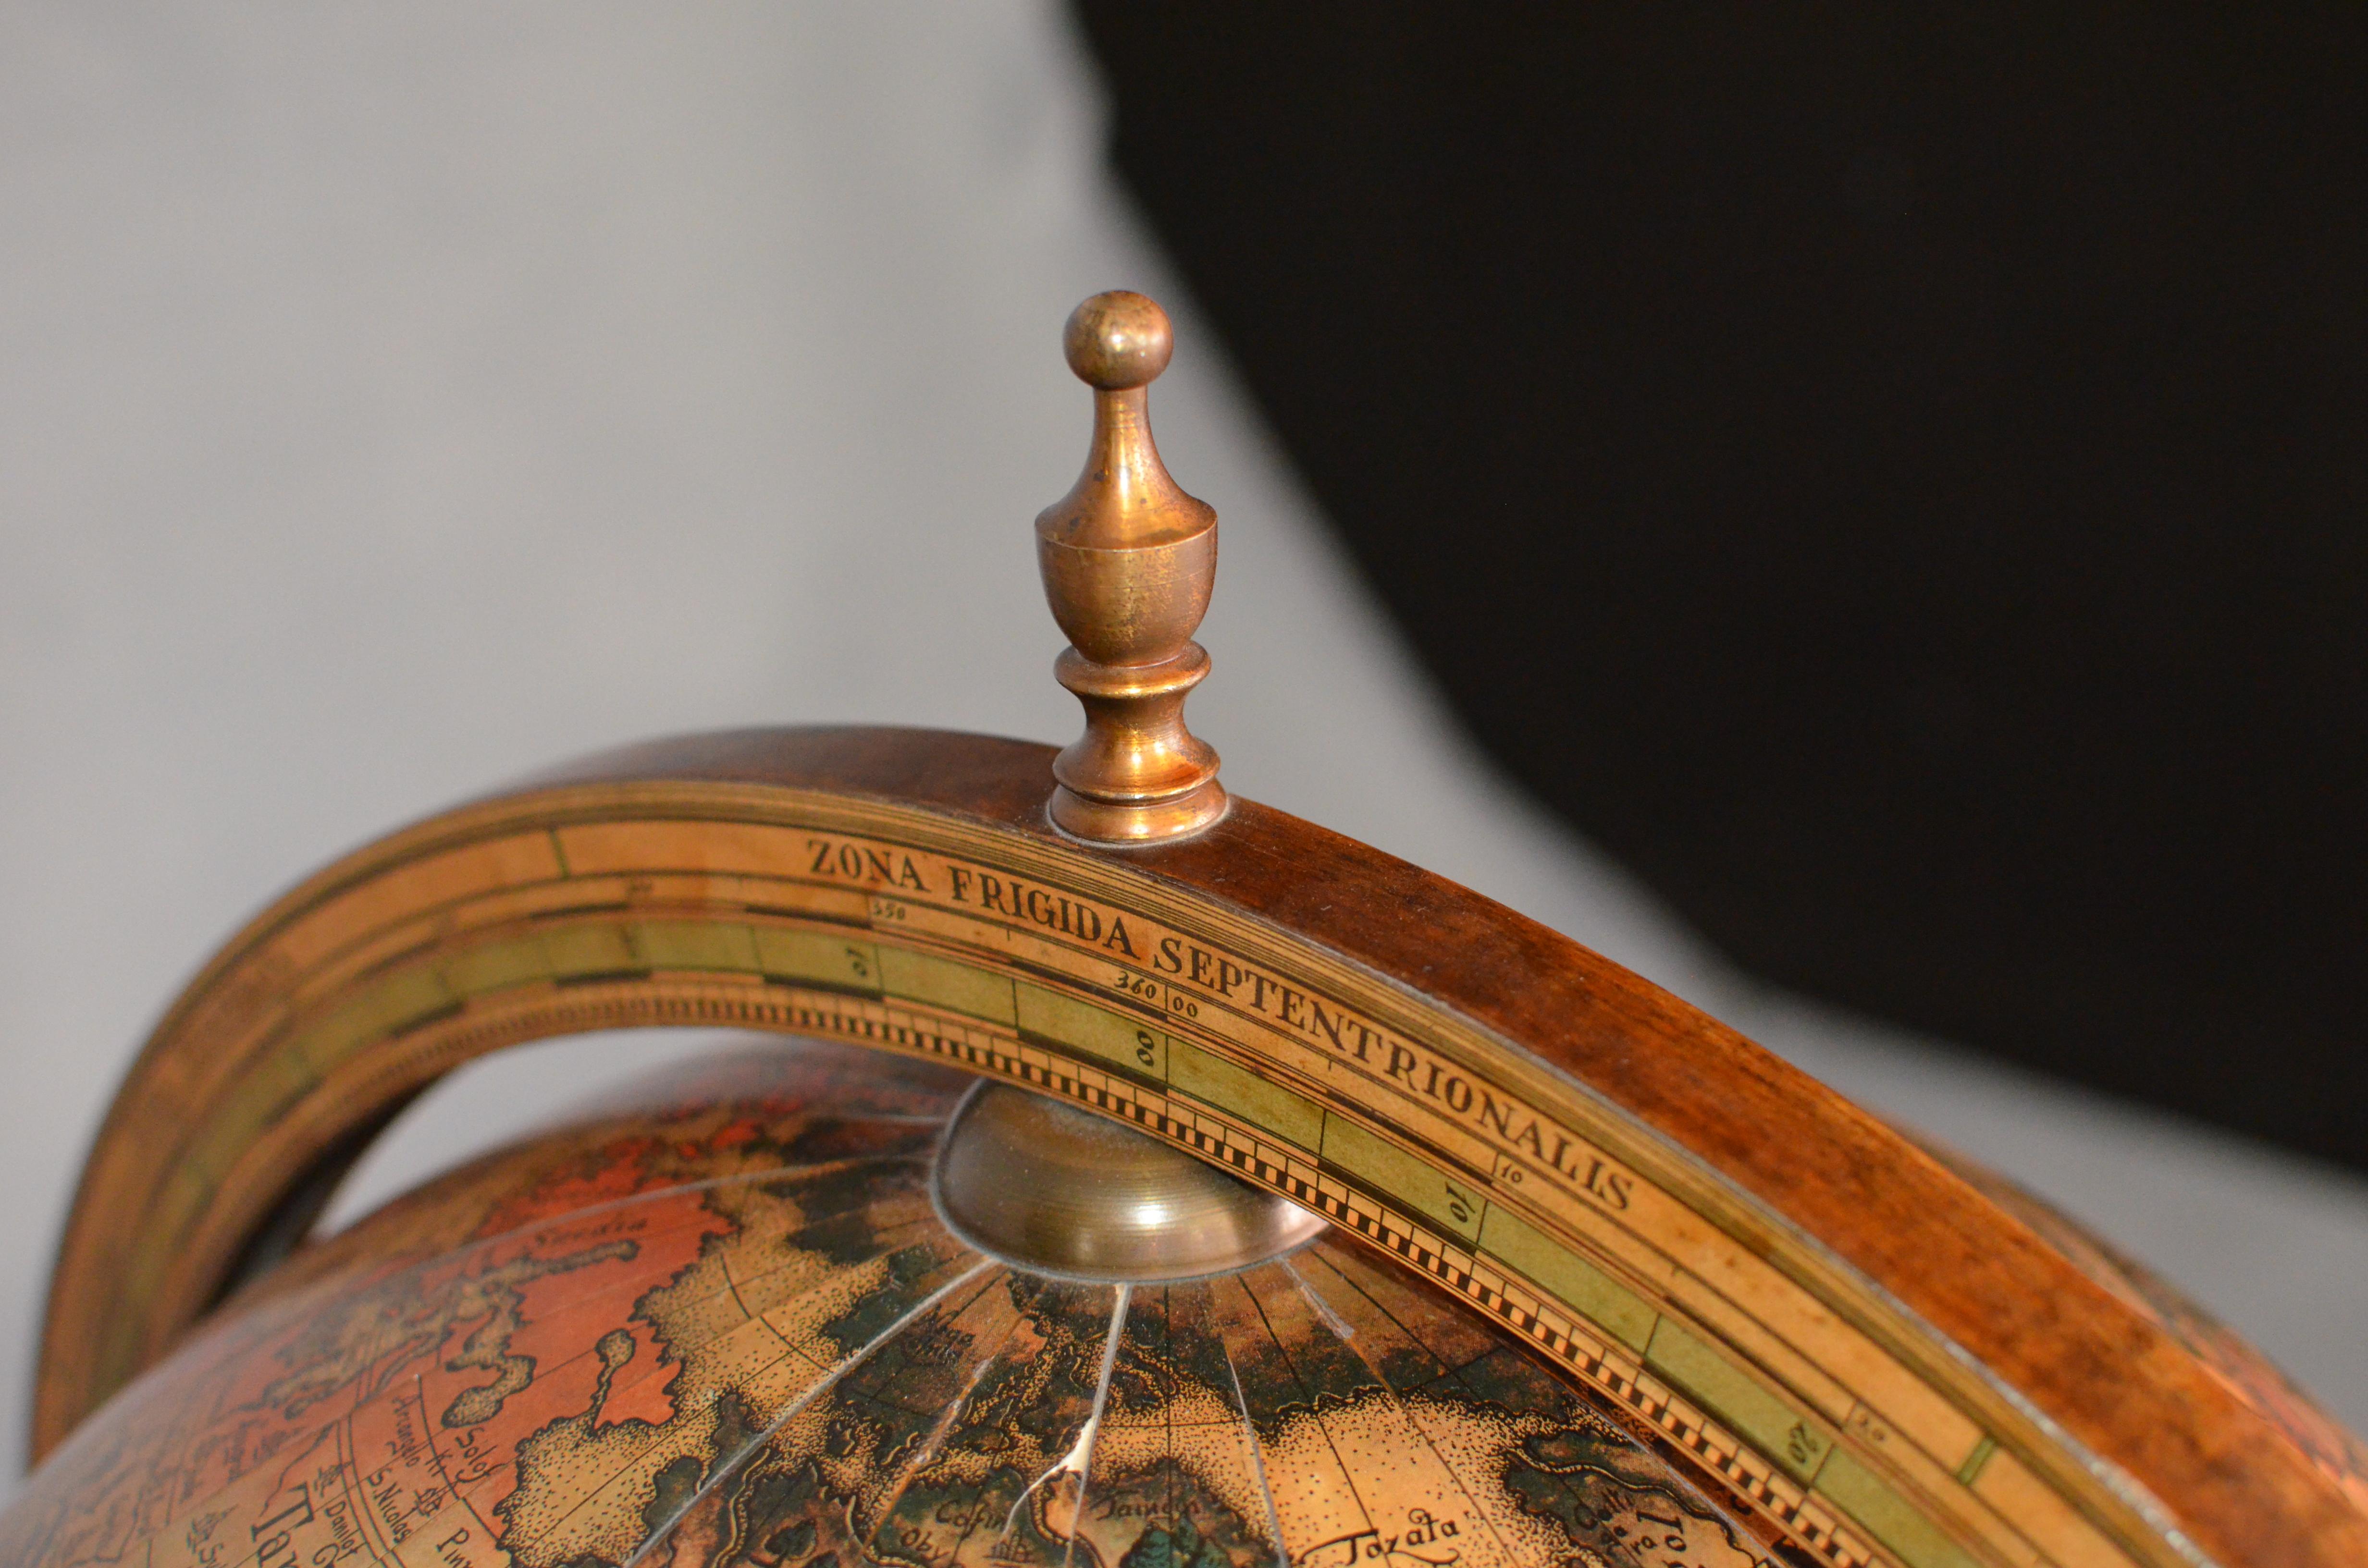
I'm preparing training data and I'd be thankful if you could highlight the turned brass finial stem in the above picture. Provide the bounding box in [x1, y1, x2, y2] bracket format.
[1036, 292, 1226, 842]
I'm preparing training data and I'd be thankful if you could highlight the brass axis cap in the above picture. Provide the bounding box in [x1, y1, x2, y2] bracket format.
[933, 1081, 1326, 1282]
[1035, 291, 1227, 843]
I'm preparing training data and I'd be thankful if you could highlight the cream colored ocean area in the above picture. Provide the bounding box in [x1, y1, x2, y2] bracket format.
[1261, 1396, 1761, 1568]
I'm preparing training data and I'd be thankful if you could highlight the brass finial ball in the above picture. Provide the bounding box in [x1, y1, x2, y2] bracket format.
[1063, 291, 1174, 390]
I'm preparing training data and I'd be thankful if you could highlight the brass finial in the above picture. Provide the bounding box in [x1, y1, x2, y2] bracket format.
[1036, 292, 1226, 842]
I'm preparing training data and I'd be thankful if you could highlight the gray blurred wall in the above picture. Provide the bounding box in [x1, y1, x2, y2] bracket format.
[1, 1, 2359, 1484]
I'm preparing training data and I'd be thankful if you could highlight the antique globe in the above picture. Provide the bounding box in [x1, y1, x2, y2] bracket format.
[6, 296, 2363, 1568]
[10, 1040, 1774, 1568]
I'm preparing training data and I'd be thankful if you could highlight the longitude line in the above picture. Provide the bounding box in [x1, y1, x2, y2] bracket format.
[1282, 1258, 1357, 1343]
[862, 1273, 1017, 1548]
[1062, 1284, 1132, 1568]
[616, 1256, 994, 1567]
[1161, 1286, 1176, 1533]
[1298, 1249, 1478, 1389]
[1220, 1334, 1289, 1568]
[1238, 1274, 1367, 1519]
[1296, 1266, 1520, 1565]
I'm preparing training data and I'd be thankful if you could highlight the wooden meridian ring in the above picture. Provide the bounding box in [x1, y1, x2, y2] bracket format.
[36, 726, 2368, 1568]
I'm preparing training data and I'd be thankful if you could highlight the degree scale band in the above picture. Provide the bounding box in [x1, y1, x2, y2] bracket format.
[39, 765, 2185, 1568]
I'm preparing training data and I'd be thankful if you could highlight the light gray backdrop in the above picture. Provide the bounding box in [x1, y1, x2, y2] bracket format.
[2, 2, 2359, 1487]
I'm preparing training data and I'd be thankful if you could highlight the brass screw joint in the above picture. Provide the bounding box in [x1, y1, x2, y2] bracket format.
[1036, 291, 1226, 843]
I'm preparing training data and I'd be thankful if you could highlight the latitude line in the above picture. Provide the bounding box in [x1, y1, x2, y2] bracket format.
[411, 1371, 503, 1544]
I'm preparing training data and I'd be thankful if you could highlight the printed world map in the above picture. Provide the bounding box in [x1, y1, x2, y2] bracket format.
[2, 1043, 1776, 1568]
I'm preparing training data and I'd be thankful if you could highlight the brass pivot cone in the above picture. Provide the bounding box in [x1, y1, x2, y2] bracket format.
[933, 1082, 1326, 1283]
[1036, 291, 1227, 843]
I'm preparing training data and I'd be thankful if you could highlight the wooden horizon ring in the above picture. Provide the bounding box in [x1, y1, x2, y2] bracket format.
[34, 726, 2368, 1568]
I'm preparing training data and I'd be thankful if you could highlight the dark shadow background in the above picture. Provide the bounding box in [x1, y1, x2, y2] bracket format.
[1075, 3, 2368, 1171]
